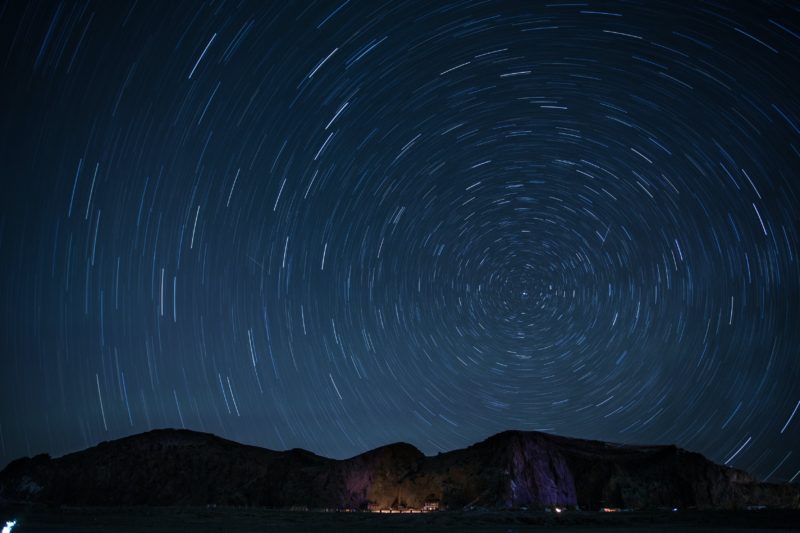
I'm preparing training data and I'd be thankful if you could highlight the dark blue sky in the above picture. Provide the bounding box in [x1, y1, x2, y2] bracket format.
[1, 0, 798, 482]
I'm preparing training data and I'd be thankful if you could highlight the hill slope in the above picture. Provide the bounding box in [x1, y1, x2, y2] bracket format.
[1, 429, 797, 510]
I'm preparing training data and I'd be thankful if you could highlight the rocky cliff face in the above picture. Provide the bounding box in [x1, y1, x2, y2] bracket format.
[1, 429, 797, 510]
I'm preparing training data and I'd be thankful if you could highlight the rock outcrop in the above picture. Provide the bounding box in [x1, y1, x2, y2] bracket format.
[1, 429, 797, 510]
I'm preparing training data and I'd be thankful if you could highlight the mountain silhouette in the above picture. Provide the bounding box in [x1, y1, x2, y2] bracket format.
[1, 429, 797, 510]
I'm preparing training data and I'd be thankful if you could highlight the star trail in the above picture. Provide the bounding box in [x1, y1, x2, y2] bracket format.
[0, 1, 798, 483]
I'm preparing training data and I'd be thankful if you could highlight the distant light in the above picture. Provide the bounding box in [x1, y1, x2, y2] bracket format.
[555, 507, 562, 513]
[672, 507, 678, 512]
[2, 520, 16, 533]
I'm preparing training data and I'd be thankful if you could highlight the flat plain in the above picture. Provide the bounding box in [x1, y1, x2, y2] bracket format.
[1, 505, 799, 532]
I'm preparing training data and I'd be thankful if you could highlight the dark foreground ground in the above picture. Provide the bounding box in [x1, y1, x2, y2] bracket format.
[1, 505, 799, 532]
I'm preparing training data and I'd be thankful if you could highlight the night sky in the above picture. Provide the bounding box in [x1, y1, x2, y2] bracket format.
[1, 1, 799, 483]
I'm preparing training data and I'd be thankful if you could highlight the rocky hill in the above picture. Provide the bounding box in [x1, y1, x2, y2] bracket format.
[1, 429, 797, 510]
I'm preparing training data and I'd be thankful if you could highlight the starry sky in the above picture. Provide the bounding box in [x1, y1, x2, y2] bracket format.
[0, 0, 799, 483]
